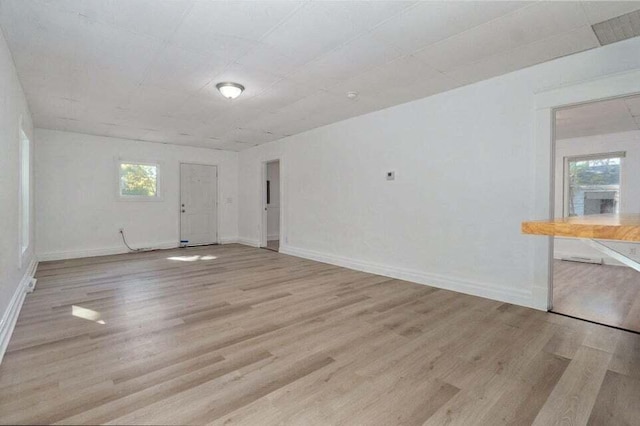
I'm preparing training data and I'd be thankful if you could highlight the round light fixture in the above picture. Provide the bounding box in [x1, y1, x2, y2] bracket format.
[216, 82, 245, 100]
[346, 91, 359, 100]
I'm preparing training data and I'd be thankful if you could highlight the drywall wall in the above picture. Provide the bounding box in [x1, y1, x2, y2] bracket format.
[266, 161, 280, 240]
[35, 129, 239, 260]
[238, 36, 640, 309]
[554, 130, 640, 265]
[0, 27, 35, 359]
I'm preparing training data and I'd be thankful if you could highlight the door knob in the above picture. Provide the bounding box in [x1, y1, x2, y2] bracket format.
[181, 209, 185, 213]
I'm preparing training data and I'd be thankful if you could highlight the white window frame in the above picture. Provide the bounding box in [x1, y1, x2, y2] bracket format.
[562, 151, 625, 217]
[116, 159, 163, 201]
[18, 121, 30, 266]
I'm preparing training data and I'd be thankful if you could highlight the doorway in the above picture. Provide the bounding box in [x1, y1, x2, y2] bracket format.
[180, 163, 218, 246]
[262, 160, 280, 252]
[551, 94, 640, 332]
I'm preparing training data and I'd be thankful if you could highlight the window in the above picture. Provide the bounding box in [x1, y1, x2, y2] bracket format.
[564, 153, 624, 217]
[118, 161, 160, 199]
[19, 129, 30, 255]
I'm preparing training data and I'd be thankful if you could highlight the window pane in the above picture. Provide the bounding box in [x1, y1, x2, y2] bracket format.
[119, 163, 158, 197]
[567, 157, 620, 216]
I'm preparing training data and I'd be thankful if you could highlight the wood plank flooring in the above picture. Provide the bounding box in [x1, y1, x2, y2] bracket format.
[1, 244, 639, 425]
[553, 259, 640, 333]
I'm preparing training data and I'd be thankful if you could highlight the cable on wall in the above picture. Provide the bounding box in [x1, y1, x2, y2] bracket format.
[119, 228, 156, 253]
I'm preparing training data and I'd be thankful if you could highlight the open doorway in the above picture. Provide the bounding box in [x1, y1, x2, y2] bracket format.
[552, 94, 640, 332]
[262, 160, 280, 252]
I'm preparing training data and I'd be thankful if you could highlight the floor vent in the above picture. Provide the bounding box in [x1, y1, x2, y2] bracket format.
[592, 10, 640, 46]
[561, 256, 604, 265]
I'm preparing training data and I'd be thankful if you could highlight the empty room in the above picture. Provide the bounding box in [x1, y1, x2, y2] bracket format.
[1, 1, 639, 425]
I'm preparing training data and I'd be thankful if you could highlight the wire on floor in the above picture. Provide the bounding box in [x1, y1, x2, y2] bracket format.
[119, 229, 158, 253]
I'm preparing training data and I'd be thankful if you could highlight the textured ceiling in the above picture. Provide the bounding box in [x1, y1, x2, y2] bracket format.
[556, 94, 640, 140]
[1, 1, 640, 151]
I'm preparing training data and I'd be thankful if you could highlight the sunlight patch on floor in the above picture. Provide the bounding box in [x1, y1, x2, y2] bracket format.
[72, 305, 105, 324]
[167, 255, 217, 262]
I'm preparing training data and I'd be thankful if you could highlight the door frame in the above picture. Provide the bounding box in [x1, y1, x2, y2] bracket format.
[179, 162, 220, 246]
[260, 159, 283, 249]
[532, 69, 640, 311]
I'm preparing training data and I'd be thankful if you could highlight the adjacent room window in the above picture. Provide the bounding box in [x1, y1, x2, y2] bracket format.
[19, 129, 30, 255]
[118, 161, 160, 199]
[564, 153, 623, 217]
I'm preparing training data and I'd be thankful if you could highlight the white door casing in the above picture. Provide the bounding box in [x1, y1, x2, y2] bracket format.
[266, 161, 280, 241]
[261, 159, 281, 247]
[532, 69, 640, 311]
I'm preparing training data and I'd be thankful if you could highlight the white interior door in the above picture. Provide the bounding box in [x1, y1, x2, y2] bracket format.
[180, 163, 217, 246]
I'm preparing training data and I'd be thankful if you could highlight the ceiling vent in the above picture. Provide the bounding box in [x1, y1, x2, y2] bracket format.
[592, 9, 640, 46]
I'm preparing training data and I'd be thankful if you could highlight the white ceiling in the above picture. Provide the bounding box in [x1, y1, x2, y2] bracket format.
[556, 94, 640, 139]
[1, 1, 639, 151]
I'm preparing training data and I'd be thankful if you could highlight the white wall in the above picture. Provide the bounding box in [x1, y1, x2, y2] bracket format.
[554, 130, 640, 265]
[266, 161, 280, 240]
[35, 129, 239, 260]
[238, 37, 640, 309]
[0, 28, 35, 352]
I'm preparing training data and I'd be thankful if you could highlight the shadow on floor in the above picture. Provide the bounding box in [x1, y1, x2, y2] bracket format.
[264, 239, 279, 252]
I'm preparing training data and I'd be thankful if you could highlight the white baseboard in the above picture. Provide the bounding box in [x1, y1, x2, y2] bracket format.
[237, 238, 261, 248]
[219, 237, 239, 244]
[37, 241, 179, 261]
[280, 244, 533, 308]
[0, 257, 38, 364]
[532, 285, 550, 311]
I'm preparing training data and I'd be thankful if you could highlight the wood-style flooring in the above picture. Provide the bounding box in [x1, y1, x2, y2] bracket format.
[553, 259, 640, 333]
[1, 245, 639, 425]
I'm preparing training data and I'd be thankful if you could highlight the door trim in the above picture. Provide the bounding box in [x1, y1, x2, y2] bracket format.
[533, 69, 640, 311]
[179, 162, 220, 246]
[261, 159, 282, 249]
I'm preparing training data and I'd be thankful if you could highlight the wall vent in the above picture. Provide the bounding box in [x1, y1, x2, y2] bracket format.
[592, 10, 640, 46]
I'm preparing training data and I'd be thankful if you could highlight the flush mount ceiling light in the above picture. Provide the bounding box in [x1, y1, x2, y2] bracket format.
[346, 91, 359, 100]
[216, 82, 245, 100]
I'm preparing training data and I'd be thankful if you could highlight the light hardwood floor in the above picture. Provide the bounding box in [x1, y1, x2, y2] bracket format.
[1, 245, 639, 425]
[553, 260, 640, 333]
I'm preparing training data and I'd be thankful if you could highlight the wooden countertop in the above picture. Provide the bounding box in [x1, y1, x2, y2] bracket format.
[521, 214, 640, 242]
